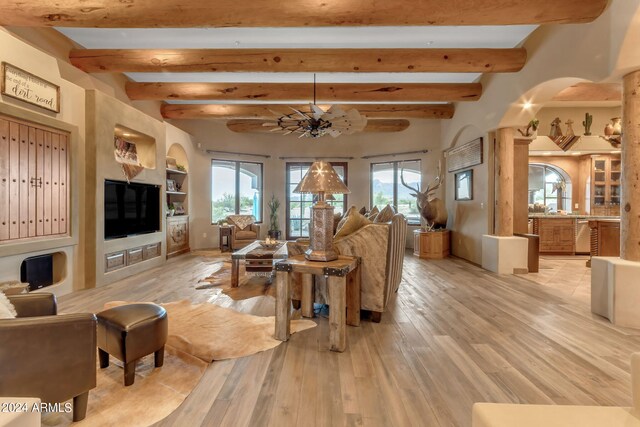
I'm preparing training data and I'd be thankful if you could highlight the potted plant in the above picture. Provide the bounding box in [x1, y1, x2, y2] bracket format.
[267, 194, 281, 240]
[167, 203, 175, 217]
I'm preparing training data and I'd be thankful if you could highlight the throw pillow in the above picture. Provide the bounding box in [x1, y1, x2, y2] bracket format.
[358, 206, 367, 215]
[374, 204, 396, 223]
[335, 210, 372, 240]
[0, 292, 17, 319]
[367, 206, 380, 221]
[227, 215, 255, 231]
[336, 206, 356, 232]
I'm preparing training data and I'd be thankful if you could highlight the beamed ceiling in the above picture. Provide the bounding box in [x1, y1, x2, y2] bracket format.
[0, 0, 610, 133]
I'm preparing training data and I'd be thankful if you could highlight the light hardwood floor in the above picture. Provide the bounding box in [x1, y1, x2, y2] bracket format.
[59, 251, 640, 427]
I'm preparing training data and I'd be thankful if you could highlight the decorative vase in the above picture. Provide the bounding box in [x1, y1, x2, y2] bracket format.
[604, 123, 613, 136]
[169, 209, 175, 217]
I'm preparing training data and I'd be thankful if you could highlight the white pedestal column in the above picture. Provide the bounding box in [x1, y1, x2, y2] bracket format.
[481, 235, 528, 275]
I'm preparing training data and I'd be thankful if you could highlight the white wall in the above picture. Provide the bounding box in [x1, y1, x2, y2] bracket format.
[169, 119, 442, 250]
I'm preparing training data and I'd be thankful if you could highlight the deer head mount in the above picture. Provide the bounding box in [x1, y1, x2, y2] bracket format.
[400, 161, 448, 231]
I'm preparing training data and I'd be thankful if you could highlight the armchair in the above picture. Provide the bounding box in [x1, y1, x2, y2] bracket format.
[226, 215, 261, 250]
[0, 293, 97, 422]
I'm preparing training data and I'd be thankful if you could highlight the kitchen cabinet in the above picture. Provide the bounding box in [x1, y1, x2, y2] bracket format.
[532, 217, 576, 254]
[591, 156, 621, 217]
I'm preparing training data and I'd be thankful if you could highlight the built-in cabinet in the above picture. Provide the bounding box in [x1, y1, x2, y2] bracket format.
[167, 215, 190, 258]
[0, 115, 69, 242]
[166, 156, 190, 258]
[105, 242, 161, 273]
[591, 156, 621, 216]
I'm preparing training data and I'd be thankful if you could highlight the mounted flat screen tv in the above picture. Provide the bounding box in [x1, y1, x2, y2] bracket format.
[104, 180, 161, 239]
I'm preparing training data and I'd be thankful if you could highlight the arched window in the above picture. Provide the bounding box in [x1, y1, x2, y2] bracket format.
[528, 163, 572, 213]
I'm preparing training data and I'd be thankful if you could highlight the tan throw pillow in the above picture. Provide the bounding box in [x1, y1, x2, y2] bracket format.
[367, 206, 380, 221]
[336, 206, 356, 232]
[335, 210, 372, 239]
[227, 215, 255, 230]
[374, 204, 395, 223]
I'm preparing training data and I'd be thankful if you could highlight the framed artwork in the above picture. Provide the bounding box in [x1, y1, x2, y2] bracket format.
[1, 62, 60, 113]
[166, 179, 177, 192]
[455, 169, 473, 201]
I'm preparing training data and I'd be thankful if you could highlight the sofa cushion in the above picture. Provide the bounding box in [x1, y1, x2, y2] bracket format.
[235, 230, 257, 240]
[335, 210, 372, 239]
[367, 206, 380, 221]
[336, 205, 356, 232]
[0, 292, 17, 319]
[374, 204, 396, 223]
[227, 215, 255, 231]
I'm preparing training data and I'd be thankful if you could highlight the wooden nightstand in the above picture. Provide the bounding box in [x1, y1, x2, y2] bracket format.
[219, 226, 232, 252]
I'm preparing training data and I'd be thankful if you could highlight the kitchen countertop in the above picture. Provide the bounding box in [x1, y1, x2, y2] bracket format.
[529, 214, 620, 221]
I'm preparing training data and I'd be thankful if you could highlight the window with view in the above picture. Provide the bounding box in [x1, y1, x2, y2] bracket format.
[528, 163, 572, 213]
[211, 160, 263, 223]
[370, 160, 421, 224]
[286, 162, 348, 240]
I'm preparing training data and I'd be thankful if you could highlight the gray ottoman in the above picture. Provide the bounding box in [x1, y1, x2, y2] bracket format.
[96, 303, 168, 386]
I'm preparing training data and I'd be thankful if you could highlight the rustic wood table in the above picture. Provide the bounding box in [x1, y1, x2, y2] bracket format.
[274, 254, 360, 352]
[219, 226, 232, 253]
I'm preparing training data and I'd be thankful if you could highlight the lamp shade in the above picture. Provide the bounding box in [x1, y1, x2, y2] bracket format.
[293, 161, 350, 195]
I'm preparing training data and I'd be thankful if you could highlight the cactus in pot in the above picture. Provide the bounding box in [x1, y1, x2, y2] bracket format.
[582, 112, 593, 136]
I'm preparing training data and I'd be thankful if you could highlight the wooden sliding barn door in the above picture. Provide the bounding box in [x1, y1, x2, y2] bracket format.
[0, 115, 70, 242]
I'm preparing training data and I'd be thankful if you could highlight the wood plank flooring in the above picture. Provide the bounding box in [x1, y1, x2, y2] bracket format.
[59, 251, 640, 427]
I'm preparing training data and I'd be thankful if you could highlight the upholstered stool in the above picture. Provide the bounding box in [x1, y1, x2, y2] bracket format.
[96, 303, 168, 386]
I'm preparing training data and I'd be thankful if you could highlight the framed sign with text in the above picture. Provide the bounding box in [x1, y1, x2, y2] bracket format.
[1, 62, 60, 113]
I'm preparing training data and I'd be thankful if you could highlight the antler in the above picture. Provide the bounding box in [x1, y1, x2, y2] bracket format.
[400, 166, 421, 195]
[426, 161, 443, 196]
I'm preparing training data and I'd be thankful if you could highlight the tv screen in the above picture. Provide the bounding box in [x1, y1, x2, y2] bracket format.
[104, 180, 161, 239]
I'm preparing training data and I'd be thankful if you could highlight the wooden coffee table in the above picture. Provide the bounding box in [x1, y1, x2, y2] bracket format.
[231, 241, 288, 287]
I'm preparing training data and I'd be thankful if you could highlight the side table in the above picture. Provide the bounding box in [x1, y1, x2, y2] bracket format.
[274, 254, 360, 352]
[219, 226, 232, 252]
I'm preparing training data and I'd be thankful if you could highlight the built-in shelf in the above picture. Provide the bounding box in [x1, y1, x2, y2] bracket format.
[166, 168, 187, 175]
[166, 191, 187, 195]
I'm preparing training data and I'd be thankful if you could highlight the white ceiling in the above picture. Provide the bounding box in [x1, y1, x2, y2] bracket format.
[57, 26, 537, 50]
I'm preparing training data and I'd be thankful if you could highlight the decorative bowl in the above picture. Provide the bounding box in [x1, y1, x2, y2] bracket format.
[259, 241, 279, 249]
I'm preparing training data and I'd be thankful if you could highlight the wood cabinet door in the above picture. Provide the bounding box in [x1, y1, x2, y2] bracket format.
[0, 115, 70, 243]
[0, 119, 9, 241]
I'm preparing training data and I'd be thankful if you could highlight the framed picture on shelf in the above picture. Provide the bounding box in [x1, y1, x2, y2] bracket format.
[455, 169, 473, 201]
[166, 179, 177, 192]
[173, 201, 185, 215]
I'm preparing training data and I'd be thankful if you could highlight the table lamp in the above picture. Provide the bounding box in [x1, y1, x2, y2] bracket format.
[294, 161, 350, 261]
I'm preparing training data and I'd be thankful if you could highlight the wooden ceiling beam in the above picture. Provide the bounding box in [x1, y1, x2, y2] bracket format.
[227, 119, 411, 134]
[161, 103, 454, 120]
[0, 0, 608, 27]
[69, 48, 526, 74]
[126, 82, 481, 102]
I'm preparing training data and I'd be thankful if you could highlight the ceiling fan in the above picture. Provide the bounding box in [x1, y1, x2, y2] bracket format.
[262, 75, 367, 138]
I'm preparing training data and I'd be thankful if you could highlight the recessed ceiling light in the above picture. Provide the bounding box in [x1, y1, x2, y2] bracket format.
[122, 132, 132, 137]
[542, 152, 552, 155]
[426, 41, 434, 46]
[571, 152, 582, 155]
[612, 150, 621, 153]
[523, 101, 533, 110]
[234, 41, 240, 46]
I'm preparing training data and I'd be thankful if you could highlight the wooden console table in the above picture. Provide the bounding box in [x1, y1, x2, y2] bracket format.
[274, 255, 360, 352]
